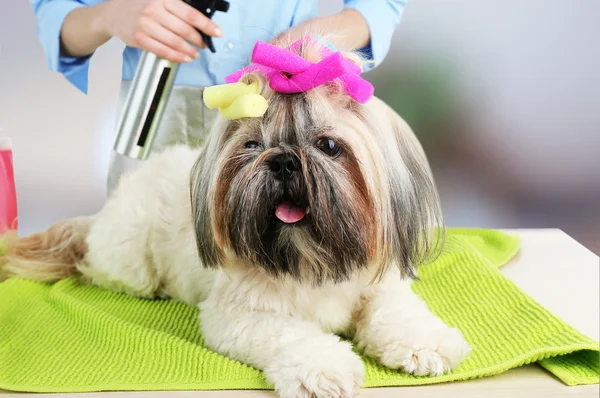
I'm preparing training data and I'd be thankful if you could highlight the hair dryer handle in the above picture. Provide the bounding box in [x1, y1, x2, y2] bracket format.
[185, 0, 230, 53]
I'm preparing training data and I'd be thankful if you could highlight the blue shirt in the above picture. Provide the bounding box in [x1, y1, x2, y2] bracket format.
[29, 0, 406, 94]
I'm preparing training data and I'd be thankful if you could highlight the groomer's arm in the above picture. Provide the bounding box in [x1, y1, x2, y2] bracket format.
[274, 0, 406, 70]
[342, 0, 406, 69]
[271, 8, 370, 50]
[30, 0, 222, 94]
[30, 0, 95, 93]
[61, 0, 223, 61]
[57, 2, 112, 59]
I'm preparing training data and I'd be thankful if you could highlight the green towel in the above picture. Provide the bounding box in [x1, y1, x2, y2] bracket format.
[0, 228, 598, 393]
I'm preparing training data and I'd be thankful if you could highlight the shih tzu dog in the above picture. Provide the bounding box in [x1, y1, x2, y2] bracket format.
[0, 36, 471, 398]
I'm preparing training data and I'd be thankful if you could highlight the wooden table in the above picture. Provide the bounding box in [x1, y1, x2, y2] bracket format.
[2, 229, 598, 397]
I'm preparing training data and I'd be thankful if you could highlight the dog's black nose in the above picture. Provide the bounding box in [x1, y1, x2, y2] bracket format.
[269, 153, 298, 181]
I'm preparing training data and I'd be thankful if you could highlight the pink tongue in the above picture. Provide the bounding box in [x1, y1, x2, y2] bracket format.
[275, 201, 306, 223]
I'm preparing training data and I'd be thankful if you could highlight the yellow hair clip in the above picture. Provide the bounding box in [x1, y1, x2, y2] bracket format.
[203, 82, 268, 120]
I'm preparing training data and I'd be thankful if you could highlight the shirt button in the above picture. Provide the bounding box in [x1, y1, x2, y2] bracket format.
[224, 42, 234, 52]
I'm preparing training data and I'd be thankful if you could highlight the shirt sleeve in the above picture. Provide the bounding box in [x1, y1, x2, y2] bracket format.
[30, 0, 92, 94]
[290, 0, 319, 27]
[343, 0, 406, 71]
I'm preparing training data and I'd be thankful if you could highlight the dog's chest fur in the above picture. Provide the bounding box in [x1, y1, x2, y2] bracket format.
[206, 266, 367, 334]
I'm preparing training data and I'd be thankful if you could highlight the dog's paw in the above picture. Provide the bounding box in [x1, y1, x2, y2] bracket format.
[266, 340, 365, 398]
[379, 327, 471, 377]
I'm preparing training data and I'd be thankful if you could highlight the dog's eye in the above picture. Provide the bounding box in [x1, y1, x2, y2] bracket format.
[316, 138, 342, 158]
[245, 141, 263, 150]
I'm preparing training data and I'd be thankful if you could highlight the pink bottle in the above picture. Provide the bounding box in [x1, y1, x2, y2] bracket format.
[0, 137, 18, 234]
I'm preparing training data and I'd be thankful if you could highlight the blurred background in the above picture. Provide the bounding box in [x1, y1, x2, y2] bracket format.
[1, 0, 599, 254]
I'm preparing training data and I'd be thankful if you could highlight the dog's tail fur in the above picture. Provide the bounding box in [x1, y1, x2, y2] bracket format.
[0, 217, 91, 282]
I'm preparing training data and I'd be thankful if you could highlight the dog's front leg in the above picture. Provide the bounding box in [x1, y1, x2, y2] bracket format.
[200, 297, 365, 398]
[352, 278, 471, 376]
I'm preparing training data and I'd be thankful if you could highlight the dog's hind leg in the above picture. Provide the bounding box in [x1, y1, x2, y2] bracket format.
[0, 209, 160, 300]
[76, 188, 163, 300]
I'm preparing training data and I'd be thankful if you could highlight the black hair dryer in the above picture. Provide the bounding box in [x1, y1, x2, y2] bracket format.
[113, 0, 230, 160]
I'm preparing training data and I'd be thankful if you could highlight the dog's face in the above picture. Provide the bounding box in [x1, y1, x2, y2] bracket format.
[191, 46, 443, 285]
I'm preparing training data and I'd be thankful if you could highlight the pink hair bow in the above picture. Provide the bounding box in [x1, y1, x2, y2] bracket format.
[225, 38, 374, 104]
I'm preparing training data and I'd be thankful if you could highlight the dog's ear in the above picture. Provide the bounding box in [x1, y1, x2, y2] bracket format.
[374, 99, 445, 280]
[189, 117, 228, 269]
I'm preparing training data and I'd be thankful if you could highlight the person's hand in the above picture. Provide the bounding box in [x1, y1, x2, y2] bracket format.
[99, 0, 223, 62]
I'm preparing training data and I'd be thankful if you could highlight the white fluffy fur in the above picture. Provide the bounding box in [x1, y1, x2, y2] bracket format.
[71, 144, 471, 398]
